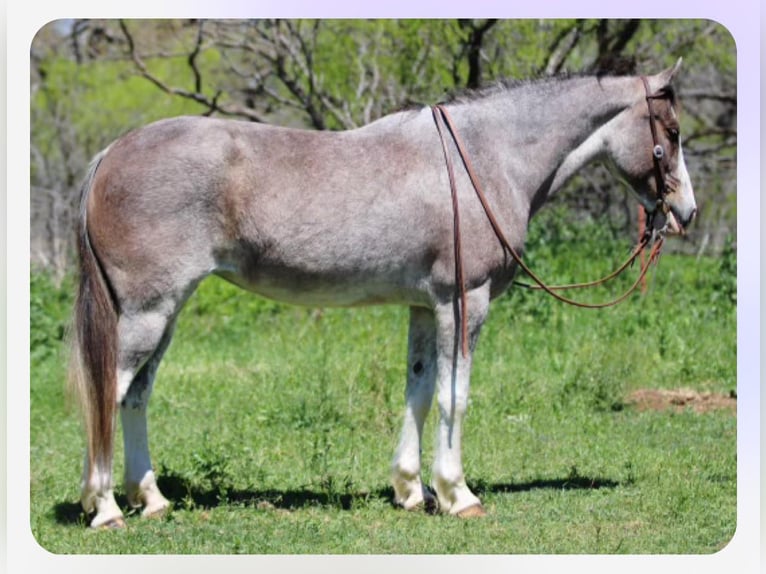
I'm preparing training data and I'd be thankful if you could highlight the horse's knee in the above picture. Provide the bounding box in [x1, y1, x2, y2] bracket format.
[436, 385, 469, 420]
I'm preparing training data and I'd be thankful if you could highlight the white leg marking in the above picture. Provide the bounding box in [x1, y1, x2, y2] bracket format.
[116, 368, 134, 405]
[81, 454, 124, 528]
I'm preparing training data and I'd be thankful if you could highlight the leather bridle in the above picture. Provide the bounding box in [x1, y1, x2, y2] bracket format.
[431, 77, 672, 357]
[640, 75, 674, 228]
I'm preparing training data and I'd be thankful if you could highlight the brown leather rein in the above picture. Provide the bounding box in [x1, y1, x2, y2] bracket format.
[431, 77, 671, 357]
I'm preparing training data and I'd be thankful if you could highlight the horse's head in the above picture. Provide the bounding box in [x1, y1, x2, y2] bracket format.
[607, 58, 697, 234]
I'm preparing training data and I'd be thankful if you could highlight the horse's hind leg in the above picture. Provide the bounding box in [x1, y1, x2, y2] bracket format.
[120, 318, 177, 519]
[81, 301, 182, 527]
[391, 306, 438, 511]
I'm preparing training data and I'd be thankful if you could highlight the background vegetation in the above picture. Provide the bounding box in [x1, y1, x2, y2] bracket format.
[29, 19, 736, 554]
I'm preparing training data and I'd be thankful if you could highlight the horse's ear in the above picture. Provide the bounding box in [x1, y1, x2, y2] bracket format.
[665, 57, 683, 82]
[649, 57, 683, 91]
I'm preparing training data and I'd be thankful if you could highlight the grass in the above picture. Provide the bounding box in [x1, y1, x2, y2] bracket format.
[29, 218, 736, 554]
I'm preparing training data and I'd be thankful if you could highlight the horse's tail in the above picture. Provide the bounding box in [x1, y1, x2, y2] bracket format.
[68, 147, 119, 483]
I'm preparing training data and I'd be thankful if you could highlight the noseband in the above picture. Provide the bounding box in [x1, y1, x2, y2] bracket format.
[431, 78, 670, 356]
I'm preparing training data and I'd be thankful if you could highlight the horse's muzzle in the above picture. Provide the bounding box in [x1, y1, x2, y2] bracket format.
[652, 207, 693, 236]
[668, 205, 697, 235]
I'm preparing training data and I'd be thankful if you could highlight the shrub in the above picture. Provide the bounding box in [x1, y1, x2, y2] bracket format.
[30, 271, 72, 363]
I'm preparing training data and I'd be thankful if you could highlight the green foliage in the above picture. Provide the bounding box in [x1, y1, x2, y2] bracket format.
[29, 271, 72, 363]
[275, 19, 476, 128]
[188, 447, 234, 505]
[33, 55, 208, 161]
[501, 206, 628, 326]
[184, 275, 286, 319]
[712, 235, 737, 305]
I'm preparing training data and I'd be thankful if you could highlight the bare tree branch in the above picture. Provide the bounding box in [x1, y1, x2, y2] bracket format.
[590, 19, 639, 74]
[543, 21, 584, 75]
[119, 19, 265, 122]
[458, 19, 498, 89]
[188, 20, 205, 93]
[680, 89, 737, 105]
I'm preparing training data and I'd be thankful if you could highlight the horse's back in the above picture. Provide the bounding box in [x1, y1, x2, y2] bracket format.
[85, 113, 454, 309]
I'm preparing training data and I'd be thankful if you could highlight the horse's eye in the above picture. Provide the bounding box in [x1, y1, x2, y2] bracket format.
[667, 127, 679, 141]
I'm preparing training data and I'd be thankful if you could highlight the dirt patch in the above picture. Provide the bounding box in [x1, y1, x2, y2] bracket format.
[627, 388, 736, 414]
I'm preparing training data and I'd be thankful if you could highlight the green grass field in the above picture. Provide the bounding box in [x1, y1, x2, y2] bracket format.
[29, 220, 736, 554]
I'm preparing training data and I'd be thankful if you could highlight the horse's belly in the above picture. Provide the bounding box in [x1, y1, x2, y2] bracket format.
[214, 266, 424, 308]
[213, 222, 440, 308]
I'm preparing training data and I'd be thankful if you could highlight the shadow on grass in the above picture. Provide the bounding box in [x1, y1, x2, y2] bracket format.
[470, 475, 620, 495]
[51, 470, 377, 526]
[52, 470, 620, 525]
[53, 501, 88, 526]
[156, 468, 377, 512]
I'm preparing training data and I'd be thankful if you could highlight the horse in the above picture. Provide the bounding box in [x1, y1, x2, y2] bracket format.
[68, 58, 696, 528]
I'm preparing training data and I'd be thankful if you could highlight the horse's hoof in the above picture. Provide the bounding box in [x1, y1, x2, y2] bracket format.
[96, 517, 126, 529]
[456, 503, 487, 518]
[142, 503, 170, 520]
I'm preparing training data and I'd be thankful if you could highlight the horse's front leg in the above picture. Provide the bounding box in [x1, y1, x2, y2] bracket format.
[430, 284, 490, 516]
[391, 306, 438, 511]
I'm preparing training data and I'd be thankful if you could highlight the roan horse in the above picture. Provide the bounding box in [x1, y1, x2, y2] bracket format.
[69, 59, 696, 528]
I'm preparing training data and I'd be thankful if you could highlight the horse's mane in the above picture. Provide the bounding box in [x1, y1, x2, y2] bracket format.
[387, 74, 592, 115]
[387, 67, 673, 117]
[443, 69, 638, 105]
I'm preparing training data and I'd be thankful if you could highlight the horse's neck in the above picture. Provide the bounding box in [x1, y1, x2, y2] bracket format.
[542, 79, 638, 195]
[462, 75, 641, 210]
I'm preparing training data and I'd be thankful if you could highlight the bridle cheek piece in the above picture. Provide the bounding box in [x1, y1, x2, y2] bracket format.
[640, 75, 675, 226]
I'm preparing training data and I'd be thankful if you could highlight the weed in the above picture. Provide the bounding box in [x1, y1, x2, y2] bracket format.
[559, 352, 628, 413]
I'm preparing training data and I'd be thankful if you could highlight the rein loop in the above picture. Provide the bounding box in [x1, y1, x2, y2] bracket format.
[431, 96, 665, 357]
